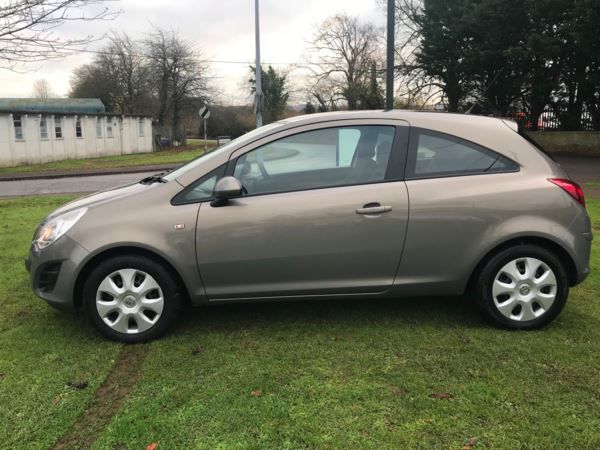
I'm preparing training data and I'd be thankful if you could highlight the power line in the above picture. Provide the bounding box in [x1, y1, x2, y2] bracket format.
[69, 47, 303, 65]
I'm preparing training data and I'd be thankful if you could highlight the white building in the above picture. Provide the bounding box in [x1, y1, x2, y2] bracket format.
[0, 98, 154, 167]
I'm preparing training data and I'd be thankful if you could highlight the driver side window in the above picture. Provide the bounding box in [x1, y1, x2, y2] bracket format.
[233, 126, 395, 196]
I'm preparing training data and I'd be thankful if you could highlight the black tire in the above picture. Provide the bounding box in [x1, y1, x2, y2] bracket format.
[83, 255, 182, 343]
[475, 244, 569, 329]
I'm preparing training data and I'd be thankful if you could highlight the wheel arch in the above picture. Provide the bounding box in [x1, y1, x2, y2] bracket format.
[73, 245, 191, 309]
[466, 236, 578, 292]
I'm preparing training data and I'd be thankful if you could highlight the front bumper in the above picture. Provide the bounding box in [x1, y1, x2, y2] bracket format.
[26, 235, 90, 310]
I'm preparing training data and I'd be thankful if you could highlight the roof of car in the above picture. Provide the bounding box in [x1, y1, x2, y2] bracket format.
[280, 109, 514, 128]
[267, 110, 516, 151]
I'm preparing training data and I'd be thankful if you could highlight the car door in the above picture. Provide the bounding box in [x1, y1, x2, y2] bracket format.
[195, 120, 410, 300]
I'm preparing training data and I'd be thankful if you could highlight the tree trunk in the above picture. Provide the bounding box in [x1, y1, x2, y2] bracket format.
[172, 98, 186, 145]
[444, 73, 461, 112]
[157, 70, 169, 129]
[446, 91, 460, 112]
[529, 111, 541, 131]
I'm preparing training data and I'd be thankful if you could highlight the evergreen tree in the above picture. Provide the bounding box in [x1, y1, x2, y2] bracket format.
[304, 101, 316, 114]
[249, 65, 290, 124]
[361, 63, 385, 109]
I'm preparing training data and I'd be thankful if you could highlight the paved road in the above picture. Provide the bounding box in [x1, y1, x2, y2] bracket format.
[0, 171, 155, 198]
[553, 153, 600, 183]
[0, 154, 598, 198]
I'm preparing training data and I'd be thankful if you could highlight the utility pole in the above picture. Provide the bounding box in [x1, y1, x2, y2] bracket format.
[254, 0, 263, 128]
[386, 0, 395, 111]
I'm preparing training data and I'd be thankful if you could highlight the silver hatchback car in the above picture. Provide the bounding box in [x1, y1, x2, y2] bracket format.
[26, 111, 592, 342]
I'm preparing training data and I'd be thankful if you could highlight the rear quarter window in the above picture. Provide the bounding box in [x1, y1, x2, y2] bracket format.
[406, 128, 518, 179]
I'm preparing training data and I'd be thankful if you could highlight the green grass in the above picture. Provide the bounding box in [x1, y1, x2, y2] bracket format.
[0, 196, 599, 449]
[0, 196, 120, 449]
[0, 140, 216, 175]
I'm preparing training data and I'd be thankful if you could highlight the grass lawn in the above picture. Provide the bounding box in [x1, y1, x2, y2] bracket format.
[0, 196, 598, 449]
[0, 139, 216, 175]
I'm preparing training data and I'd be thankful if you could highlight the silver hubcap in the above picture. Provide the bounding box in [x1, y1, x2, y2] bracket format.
[492, 257, 558, 322]
[96, 268, 164, 334]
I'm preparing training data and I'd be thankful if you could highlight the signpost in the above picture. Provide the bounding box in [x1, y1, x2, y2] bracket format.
[199, 105, 210, 153]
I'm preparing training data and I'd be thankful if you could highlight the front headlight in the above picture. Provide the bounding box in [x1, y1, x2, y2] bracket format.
[34, 208, 87, 251]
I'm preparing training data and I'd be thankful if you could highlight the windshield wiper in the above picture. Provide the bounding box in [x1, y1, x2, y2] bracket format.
[140, 172, 168, 184]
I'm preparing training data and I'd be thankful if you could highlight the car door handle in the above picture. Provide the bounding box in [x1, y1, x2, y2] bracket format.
[356, 203, 392, 215]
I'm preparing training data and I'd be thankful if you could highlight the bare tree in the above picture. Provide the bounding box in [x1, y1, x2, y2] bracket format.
[144, 28, 209, 142]
[308, 14, 383, 110]
[377, 0, 443, 109]
[309, 78, 341, 112]
[99, 32, 151, 113]
[32, 78, 54, 98]
[0, 0, 119, 71]
[70, 32, 153, 114]
[70, 61, 117, 109]
[70, 28, 210, 139]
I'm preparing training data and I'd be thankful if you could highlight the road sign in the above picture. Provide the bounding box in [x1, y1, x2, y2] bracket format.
[199, 105, 210, 120]
[199, 105, 210, 152]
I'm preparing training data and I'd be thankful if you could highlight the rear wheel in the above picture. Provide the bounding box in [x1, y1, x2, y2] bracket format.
[83, 255, 181, 342]
[475, 245, 569, 329]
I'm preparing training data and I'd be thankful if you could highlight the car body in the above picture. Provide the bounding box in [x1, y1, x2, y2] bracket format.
[26, 110, 592, 341]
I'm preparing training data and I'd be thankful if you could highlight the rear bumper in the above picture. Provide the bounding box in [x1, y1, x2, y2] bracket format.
[27, 235, 90, 310]
[571, 230, 592, 286]
[576, 269, 590, 285]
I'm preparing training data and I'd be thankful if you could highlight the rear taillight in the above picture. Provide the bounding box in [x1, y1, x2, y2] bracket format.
[549, 178, 586, 209]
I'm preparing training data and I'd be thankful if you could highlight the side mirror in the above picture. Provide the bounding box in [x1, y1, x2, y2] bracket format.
[213, 176, 243, 201]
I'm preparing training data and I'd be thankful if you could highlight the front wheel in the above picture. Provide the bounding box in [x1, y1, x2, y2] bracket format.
[83, 255, 181, 343]
[475, 245, 569, 329]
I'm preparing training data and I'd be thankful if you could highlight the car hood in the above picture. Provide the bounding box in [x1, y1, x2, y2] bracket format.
[49, 182, 150, 219]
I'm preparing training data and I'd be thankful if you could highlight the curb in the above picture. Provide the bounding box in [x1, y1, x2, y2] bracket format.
[0, 164, 179, 181]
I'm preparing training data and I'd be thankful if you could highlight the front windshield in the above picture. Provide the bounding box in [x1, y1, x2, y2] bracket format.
[163, 122, 283, 181]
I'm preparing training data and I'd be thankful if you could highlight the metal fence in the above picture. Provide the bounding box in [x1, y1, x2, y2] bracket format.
[506, 106, 597, 131]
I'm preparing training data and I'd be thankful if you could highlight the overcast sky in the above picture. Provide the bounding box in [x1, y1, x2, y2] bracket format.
[0, 0, 385, 104]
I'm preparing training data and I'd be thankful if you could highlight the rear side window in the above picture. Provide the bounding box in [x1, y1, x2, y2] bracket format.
[406, 129, 518, 179]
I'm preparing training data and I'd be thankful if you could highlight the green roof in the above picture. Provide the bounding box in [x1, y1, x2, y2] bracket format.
[0, 98, 105, 114]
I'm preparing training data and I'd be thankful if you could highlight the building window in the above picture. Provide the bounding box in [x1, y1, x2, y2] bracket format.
[55, 117, 63, 138]
[75, 117, 83, 138]
[13, 114, 23, 140]
[138, 118, 144, 137]
[96, 117, 102, 138]
[107, 121, 113, 138]
[40, 116, 48, 139]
